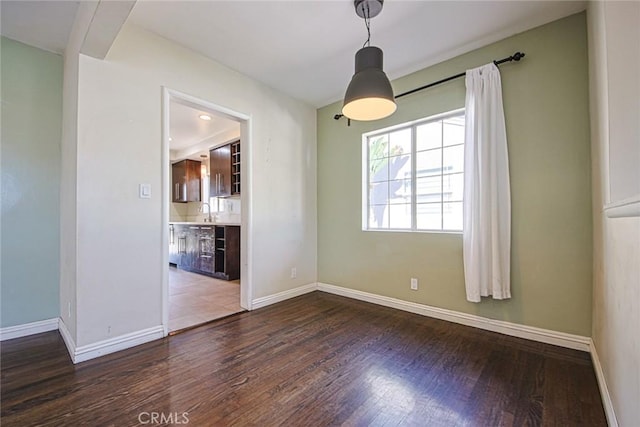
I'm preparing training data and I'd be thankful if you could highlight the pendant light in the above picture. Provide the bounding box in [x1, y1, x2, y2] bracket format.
[342, 0, 396, 121]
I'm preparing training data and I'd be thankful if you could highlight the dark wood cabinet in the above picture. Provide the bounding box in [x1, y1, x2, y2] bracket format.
[172, 159, 201, 203]
[169, 223, 239, 280]
[214, 226, 240, 280]
[210, 140, 240, 197]
[209, 144, 231, 197]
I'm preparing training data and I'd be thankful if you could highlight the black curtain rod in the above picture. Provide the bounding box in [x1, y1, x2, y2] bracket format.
[334, 51, 525, 122]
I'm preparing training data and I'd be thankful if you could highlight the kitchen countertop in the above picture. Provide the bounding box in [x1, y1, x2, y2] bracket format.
[169, 221, 240, 226]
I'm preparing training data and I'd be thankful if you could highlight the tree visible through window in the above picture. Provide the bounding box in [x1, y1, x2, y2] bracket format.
[364, 109, 465, 232]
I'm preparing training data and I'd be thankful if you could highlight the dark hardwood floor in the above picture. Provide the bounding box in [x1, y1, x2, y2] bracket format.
[1, 292, 606, 426]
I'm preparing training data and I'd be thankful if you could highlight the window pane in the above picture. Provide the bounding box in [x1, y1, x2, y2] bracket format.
[369, 181, 389, 206]
[416, 175, 442, 203]
[443, 120, 464, 147]
[370, 157, 389, 182]
[417, 203, 442, 230]
[389, 128, 411, 156]
[369, 134, 388, 159]
[443, 144, 464, 174]
[389, 179, 411, 204]
[389, 204, 411, 229]
[416, 149, 441, 177]
[442, 173, 463, 202]
[443, 202, 463, 230]
[417, 121, 442, 151]
[365, 110, 465, 233]
[389, 154, 411, 180]
[369, 204, 389, 229]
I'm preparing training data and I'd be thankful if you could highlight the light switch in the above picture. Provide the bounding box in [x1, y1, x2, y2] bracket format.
[139, 183, 151, 199]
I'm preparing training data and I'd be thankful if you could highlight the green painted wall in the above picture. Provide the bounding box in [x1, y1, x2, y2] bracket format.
[1, 37, 62, 327]
[317, 13, 592, 335]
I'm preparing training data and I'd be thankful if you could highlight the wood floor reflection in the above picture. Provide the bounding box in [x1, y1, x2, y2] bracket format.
[169, 266, 243, 332]
[1, 292, 606, 426]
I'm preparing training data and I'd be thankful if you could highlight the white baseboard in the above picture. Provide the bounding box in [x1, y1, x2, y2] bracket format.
[73, 326, 164, 364]
[58, 319, 76, 362]
[251, 282, 317, 309]
[317, 282, 591, 352]
[0, 284, 614, 423]
[0, 318, 59, 341]
[59, 321, 164, 364]
[590, 339, 619, 427]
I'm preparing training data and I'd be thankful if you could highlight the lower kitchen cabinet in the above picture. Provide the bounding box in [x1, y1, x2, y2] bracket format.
[214, 226, 240, 281]
[169, 224, 239, 281]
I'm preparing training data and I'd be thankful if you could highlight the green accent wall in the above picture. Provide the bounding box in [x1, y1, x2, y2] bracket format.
[1, 37, 62, 327]
[317, 13, 592, 335]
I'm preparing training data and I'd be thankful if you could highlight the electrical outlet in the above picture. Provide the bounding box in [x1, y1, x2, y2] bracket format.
[291, 267, 297, 279]
[410, 278, 418, 290]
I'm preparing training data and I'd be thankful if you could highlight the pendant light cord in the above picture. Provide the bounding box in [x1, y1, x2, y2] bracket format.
[362, 5, 371, 48]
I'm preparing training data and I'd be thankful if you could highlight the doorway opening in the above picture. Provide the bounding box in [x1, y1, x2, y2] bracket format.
[161, 88, 252, 335]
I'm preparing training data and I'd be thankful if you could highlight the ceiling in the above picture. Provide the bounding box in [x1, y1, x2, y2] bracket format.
[128, 0, 586, 107]
[0, 1, 79, 54]
[170, 100, 240, 157]
[1, 1, 586, 108]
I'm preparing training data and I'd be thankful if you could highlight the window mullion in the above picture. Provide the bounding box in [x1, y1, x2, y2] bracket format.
[386, 150, 390, 229]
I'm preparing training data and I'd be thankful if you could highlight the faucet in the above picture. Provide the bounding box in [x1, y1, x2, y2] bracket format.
[200, 202, 213, 222]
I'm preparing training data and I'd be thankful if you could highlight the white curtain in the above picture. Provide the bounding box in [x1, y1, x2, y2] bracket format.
[463, 63, 511, 302]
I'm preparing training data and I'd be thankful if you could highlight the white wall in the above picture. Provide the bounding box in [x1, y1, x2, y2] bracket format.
[72, 24, 317, 347]
[60, 1, 100, 341]
[588, 2, 640, 425]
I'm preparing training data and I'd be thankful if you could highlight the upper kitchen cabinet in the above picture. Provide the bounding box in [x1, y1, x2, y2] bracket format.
[172, 159, 201, 203]
[210, 140, 240, 197]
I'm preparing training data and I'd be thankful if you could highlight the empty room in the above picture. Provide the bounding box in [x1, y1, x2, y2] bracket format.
[1, 1, 638, 425]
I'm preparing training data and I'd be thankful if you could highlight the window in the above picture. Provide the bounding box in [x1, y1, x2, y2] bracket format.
[363, 109, 465, 232]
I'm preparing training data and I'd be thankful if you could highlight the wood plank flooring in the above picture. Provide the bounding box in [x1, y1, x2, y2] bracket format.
[169, 266, 243, 332]
[1, 292, 606, 426]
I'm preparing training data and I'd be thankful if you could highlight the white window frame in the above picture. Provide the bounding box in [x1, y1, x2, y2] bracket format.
[362, 108, 465, 233]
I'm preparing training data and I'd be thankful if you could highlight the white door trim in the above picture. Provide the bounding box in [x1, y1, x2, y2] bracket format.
[161, 87, 253, 336]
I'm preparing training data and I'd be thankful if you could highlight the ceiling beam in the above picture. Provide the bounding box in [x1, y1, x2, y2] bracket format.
[68, 0, 136, 60]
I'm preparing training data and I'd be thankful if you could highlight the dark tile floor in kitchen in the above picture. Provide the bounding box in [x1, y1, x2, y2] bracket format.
[168, 266, 243, 332]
